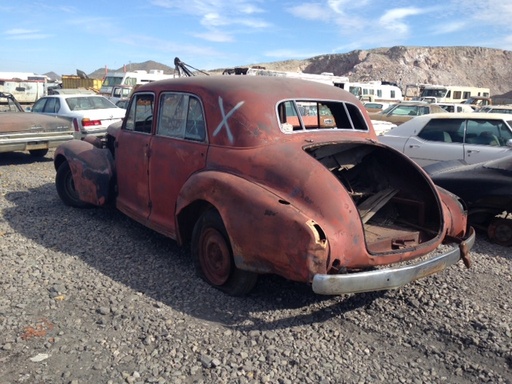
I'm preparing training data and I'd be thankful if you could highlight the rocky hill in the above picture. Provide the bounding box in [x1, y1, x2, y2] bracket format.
[82, 47, 512, 97]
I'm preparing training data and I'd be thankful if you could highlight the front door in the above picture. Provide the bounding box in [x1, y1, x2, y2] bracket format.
[115, 92, 155, 224]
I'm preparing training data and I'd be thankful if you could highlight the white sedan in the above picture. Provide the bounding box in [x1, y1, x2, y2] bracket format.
[31, 94, 125, 139]
[379, 112, 512, 167]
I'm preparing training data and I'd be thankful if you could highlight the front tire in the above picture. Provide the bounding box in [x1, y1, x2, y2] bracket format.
[192, 209, 258, 296]
[55, 161, 90, 208]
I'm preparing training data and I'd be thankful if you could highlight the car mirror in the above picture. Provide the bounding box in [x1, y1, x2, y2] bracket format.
[506, 139, 512, 148]
[25, 107, 32, 112]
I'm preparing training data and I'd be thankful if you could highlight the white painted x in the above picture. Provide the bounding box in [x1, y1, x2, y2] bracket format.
[213, 96, 245, 143]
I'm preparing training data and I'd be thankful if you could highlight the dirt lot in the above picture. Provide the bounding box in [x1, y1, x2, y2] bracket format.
[0, 150, 511, 384]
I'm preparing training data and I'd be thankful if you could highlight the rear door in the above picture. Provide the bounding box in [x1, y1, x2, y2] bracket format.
[146, 92, 208, 238]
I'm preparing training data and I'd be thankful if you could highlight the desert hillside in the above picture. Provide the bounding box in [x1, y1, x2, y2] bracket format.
[84, 46, 512, 98]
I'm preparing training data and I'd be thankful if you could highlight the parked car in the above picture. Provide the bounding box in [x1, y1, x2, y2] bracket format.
[0, 92, 73, 157]
[370, 101, 446, 126]
[425, 156, 512, 246]
[53, 76, 474, 296]
[477, 105, 512, 114]
[379, 113, 512, 167]
[31, 94, 125, 140]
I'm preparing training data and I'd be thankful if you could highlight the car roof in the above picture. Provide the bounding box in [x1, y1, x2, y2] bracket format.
[133, 76, 373, 147]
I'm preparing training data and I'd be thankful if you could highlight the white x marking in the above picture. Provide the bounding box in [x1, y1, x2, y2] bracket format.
[213, 96, 245, 143]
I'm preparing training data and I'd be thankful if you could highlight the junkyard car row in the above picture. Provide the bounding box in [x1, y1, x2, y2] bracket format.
[3, 76, 512, 296]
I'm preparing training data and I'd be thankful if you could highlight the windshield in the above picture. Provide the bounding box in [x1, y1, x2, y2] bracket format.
[102, 76, 123, 87]
[421, 88, 447, 98]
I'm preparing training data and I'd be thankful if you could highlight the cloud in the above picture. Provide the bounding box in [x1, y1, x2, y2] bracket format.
[150, 0, 269, 42]
[4, 28, 51, 40]
[378, 7, 425, 35]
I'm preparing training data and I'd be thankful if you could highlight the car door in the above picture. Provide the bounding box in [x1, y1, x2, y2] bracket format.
[402, 118, 465, 167]
[146, 92, 208, 238]
[462, 118, 512, 164]
[115, 92, 155, 224]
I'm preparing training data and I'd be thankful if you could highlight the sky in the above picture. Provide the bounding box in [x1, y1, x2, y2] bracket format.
[1, 0, 512, 77]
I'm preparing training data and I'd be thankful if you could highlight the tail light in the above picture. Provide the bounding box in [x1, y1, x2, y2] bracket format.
[82, 118, 101, 127]
[72, 118, 80, 132]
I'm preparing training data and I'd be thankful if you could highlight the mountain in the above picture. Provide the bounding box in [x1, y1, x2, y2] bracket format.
[81, 47, 512, 97]
[87, 60, 175, 80]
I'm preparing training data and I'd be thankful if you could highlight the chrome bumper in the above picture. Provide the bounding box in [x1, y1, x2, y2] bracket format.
[312, 228, 476, 295]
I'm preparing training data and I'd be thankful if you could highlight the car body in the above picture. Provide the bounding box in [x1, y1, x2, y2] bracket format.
[53, 76, 474, 296]
[0, 92, 74, 157]
[31, 94, 125, 140]
[477, 105, 512, 114]
[370, 101, 446, 126]
[379, 112, 512, 167]
[425, 156, 512, 246]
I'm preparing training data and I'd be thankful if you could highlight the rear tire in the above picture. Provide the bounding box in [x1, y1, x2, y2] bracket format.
[487, 217, 512, 246]
[55, 162, 90, 208]
[192, 209, 258, 296]
[29, 149, 48, 157]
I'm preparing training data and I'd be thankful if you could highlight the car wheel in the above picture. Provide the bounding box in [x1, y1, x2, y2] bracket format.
[55, 162, 90, 208]
[29, 149, 49, 157]
[192, 209, 258, 296]
[487, 217, 512, 246]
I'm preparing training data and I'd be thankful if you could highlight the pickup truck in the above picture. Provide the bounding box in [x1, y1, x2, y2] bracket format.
[0, 92, 74, 157]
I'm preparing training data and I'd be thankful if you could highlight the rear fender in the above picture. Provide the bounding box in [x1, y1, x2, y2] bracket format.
[54, 140, 115, 206]
[176, 171, 329, 283]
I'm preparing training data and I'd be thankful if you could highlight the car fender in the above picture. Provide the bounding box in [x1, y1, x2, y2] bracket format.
[54, 140, 115, 206]
[177, 170, 330, 283]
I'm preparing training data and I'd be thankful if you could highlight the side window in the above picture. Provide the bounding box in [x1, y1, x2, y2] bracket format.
[418, 119, 464, 143]
[124, 93, 154, 133]
[157, 93, 206, 141]
[31, 98, 47, 113]
[44, 98, 59, 113]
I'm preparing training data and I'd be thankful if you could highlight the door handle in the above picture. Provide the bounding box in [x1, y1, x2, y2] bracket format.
[408, 144, 420, 148]
[467, 149, 480, 154]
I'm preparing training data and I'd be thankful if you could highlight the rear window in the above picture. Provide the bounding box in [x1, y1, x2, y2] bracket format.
[277, 100, 369, 132]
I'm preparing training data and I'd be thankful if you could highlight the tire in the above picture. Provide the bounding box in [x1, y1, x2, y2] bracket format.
[55, 162, 90, 208]
[487, 217, 512, 246]
[191, 209, 258, 296]
[29, 149, 48, 157]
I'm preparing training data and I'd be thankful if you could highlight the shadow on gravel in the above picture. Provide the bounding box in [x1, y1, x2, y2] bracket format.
[0, 151, 53, 166]
[4, 184, 386, 331]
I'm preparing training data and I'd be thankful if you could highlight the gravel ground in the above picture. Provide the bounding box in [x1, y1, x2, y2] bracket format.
[0, 150, 511, 384]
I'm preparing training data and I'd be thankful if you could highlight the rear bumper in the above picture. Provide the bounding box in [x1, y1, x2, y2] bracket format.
[312, 227, 476, 295]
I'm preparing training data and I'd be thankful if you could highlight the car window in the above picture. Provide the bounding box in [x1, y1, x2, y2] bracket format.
[278, 100, 368, 132]
[465, 119, 512, 146]
[389, 105, 418, 116]
[43, 98, 60, 113]
[418, 118, 464, 143]
[124, 93, 155, 133]
[157, 93, 206, 142]
[31, 98, 47, 113]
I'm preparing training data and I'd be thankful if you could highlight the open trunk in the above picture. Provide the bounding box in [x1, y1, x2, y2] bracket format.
[307, 143, 442, 254]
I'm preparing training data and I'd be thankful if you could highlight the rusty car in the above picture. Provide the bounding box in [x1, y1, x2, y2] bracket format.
[53, 76, 475, 296]
[0, 91, 74, 157]
[425, 156, 512, 246]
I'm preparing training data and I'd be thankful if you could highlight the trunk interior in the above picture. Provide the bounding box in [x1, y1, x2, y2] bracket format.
[307, 143, 442, 254]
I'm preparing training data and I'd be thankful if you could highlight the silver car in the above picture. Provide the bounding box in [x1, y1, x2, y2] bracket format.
[379, 112, 512, 166]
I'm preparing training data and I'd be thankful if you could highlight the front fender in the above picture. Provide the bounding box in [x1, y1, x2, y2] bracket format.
[436, 186, 469, 239]
[177, 171, 330, 283]
[54, 140, 115, 206]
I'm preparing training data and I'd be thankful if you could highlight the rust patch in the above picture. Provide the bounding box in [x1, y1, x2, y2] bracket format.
[20, 318, 54, 341]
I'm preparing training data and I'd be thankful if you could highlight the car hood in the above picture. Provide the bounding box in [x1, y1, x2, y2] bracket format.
[0, 112, 72, 133]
